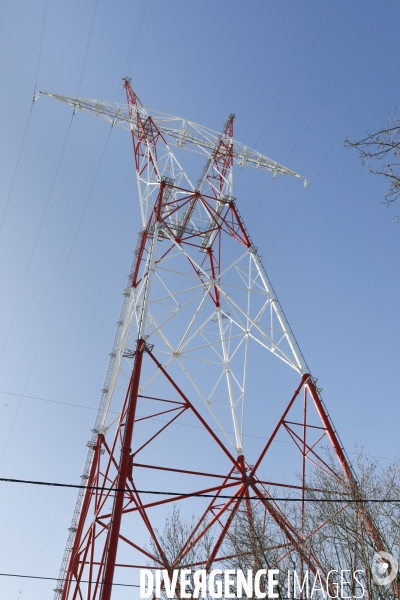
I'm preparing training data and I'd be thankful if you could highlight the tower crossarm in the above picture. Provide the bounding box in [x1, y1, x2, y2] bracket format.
[39, 92, 307, 184]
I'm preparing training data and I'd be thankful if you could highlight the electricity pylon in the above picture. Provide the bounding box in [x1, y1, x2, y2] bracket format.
[40, 80, 383, 600]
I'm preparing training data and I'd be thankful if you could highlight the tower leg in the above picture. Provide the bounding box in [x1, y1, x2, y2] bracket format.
[99, 338, 145, 600]
[61, 435, 103, 600]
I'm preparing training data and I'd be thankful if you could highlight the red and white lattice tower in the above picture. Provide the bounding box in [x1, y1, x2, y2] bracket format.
[41, 81, 383, 600]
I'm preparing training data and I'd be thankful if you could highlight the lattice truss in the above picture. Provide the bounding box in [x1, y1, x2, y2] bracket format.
[40, 82, 385, 600]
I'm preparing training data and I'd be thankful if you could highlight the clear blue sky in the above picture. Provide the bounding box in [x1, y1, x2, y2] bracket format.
[0, 0, 399, 597]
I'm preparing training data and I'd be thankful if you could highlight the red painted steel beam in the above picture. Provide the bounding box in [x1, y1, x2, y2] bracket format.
[251, 374, 309, 476]
[61, 435, 103, 600]
[306, 379, 387, 555]
[99, 338, 145, 600]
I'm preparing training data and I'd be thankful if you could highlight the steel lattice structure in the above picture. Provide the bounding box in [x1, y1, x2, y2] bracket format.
[40, 81, 384, 600]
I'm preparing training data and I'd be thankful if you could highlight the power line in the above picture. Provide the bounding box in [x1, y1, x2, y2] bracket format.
[0, 0, 111, 462]
[77, 0, 99, 96]
[233, 0, 338, 191]
[116, 0, 149, 102]
[1, 0, 102, 368]
[0, 128, 113, 464]
[252, 0, 340, 152]
[33, 0, 48, 95]
[0, 117, 75, 464]
[19, 491, 76, 597]
[10, 6, 109, 583]
[225, 0, 395, 291]
[2, 0, 131, 465]
[0, 115, 74, 368]
[0, 572, 139, 587]
[233, 0, 392, 260]
[1, 0, 149, 477]
[0, 0, 48, 237]
[0, 389, 105, 412]
[247, 49, 400, 261]
[0, 0, 101, 372]
[0, 476, 399, 503]
[0, 146, 112, 597]
[9, 129, 108, 391]
[0, 388, 398, 466]
[245, 0, 395, 234]
[262, 55, 400, 258]
[125, 0, 149, 76]
[285, 0, 393, 162]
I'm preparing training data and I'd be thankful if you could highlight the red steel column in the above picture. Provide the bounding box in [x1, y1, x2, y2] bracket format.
[307, 379, 386, 553]
[61, 435, 103, 600]
[99, 338, 145, 600]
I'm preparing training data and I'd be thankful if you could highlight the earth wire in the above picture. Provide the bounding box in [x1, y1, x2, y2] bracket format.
[0, 0, 48, 236]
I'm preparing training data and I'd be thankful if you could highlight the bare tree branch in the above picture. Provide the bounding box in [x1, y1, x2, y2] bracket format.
[225, 450, 400, 599]
[150, 452, 400, 599]
[345, 112, 400, 221]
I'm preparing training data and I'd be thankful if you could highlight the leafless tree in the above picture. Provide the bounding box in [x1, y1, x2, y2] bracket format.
[147, 505, 214, 598]
[225, 450, 400, 599]
[223, 497, 301, 599]
[345, 113, 400, 222]
[149, 453, 400, 599]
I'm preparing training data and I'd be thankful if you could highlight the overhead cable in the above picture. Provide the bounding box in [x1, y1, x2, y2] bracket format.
[285, 0, 393, 161]
[77, 0, 99, 96]
[0, 476, 399, 503]
[0, 388, 399, 465]
[253, 0, 340, 151]
[244, 0, 394, 234]
[0, 572, 139, 587]
[0, 0, 48, 237]
[260, 55, 400, 258]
